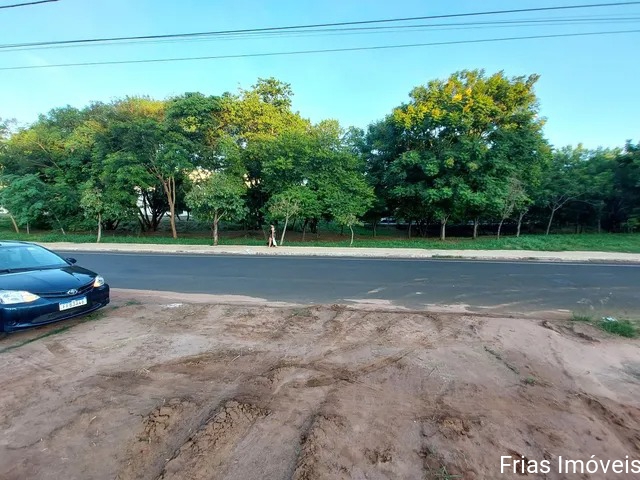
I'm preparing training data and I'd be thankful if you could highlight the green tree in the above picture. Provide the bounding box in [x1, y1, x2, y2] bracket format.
[216, 79, 310, 227]
[79, 179, 137, 242]
[323, 174, 374, 246]
[96, 98, 196, 238]
[251, 77, 294, 110]
[266, 186, 306, 245]
[381, 69, 546, 240]
[614, 141, 640, 231]
[570, 148, 616, 233]
[496, 177, 527, 239]
[0, 174, 48, 234]
[539, 146, 584, 235]
[363, 117, 405, 234]
[185, 173, 247, 245]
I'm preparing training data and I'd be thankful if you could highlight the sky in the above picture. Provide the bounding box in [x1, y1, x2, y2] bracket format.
[0, 0, 639, 149]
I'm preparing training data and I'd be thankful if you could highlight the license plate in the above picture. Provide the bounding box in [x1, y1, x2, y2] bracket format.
[59, 297, 88, 311]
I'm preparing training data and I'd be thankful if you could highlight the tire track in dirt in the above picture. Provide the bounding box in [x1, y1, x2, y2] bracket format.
[577, 392, 640, 453]
[5, 301, 639, 480]
[117, 398, 201, 480]
[157, 401, 269, 480]
[291, 413, 348, 480]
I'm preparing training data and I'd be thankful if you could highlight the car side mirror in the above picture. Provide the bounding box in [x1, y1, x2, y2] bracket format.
[66, 257, 77, 265]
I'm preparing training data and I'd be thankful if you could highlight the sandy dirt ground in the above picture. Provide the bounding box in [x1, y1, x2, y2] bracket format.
[1, 289, 639, 480]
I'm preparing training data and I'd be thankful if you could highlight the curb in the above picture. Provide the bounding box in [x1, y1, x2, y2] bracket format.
[36, 242, 640, 264]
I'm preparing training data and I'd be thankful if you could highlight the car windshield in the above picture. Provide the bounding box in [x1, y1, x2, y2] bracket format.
[0, 245, 68, 271]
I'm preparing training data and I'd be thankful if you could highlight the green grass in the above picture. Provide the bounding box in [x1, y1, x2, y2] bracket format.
[571, 313, 593, 322]
[1, 215, 639, 252]
[597, 319, 638, 338]
[571, 311, 639, 338]
[1, 230, 639, 252]
[431, 466, 461, 479]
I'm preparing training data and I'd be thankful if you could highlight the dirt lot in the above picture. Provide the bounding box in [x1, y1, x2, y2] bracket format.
[1, 290, 639, 480]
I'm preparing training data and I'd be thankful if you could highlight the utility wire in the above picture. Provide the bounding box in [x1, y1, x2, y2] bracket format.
[1, 1, 639, 49]
[0, 0, 57, 9]
[2, 29, 638, 71]
[3, 15, 640, 52]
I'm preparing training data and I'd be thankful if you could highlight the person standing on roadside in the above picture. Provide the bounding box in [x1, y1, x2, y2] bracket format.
[268, 224, 278, 247]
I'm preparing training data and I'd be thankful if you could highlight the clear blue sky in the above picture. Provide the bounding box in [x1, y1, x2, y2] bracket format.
[1, 0, 639, 149]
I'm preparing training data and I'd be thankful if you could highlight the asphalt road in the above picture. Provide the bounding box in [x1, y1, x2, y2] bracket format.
[57, 252, 640, 314]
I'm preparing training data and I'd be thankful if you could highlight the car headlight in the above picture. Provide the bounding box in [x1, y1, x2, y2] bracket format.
[0, 290, 40, 304]
[93, 276, 105, 287]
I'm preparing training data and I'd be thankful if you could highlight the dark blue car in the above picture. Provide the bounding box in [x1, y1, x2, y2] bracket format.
[0, 241, 110, 333]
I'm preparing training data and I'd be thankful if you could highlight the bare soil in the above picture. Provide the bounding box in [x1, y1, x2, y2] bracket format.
[1, 290, 639, 480]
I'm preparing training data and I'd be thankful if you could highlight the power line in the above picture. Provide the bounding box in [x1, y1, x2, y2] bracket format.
[2, 29, 638, 71]
[3, 15, 640, 52]
[0, 0, 58, 9]
[1, 1, 639, 49]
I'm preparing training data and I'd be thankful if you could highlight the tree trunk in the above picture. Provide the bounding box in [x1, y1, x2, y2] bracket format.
[408, 220, 412, 238]
[473, 217, 479, 240]
[280, 216, 289, 245]
[349, 224, 355, 246]
[26, 222, 30, 235]
[169, 177, 177, 239]
[546, 208, 557, 235]
[597, 215, 602, 234]
[497, 218, 505, 239]
[302, 219, 308, 242]
[212, 214, 219, 246]
[9, 214, 19, 233]
[139, 193, 150, 232]
[97, 213, 102, 243]
[160, 176, 178, 239]
[53, 214, 66, 236]
[516, 211, 526, 237]
[421, 220, 429, 238]
[372, 220, 377, 238]
[169, 202, 177, 238]
[440, 216, 448, 241]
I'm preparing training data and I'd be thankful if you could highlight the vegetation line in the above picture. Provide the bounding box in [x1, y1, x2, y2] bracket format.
[1, 72, 638, 247]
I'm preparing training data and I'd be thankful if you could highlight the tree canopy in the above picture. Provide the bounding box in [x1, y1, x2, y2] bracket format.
[0, 72, 637, 242]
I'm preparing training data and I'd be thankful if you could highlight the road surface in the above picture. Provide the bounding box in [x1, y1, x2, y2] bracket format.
[60, 252, 640, 313]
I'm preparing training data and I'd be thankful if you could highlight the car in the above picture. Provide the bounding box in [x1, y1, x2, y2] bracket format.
[0, 241, 109, 333]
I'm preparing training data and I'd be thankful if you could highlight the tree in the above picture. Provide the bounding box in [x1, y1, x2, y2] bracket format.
[266, 186, 306, 245]
[539, 146, 584, 235]
[80, 184, 105, 243]
[46, 182, 79, 235]
[614, 141, 640, 232]
[0, 174, 48, 234]
[323, 174, 374, 246]
[79, 179, 136, 242]
[216, 79, 310, 227]
[295, 188, 322, 241]
[380, 69, 546, 240]
[570, 148, 615, 233]
[363, 117, 406, 234]
[0, 117, 14, 148]
[185, 173, 247, 245]
[496, 177, 526, 239]
[96, 98, 196, 239]
[251, 77, 294, 110]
